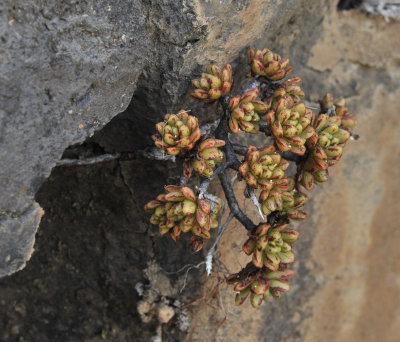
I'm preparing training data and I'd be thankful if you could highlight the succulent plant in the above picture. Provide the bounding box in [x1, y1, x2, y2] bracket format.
[144, 48, 359, 311]
[322, 92, 334, 110]
[301, 112, 354, 190]
[333, 97, 358, 129]
[152, 110, 201, 156]
[266, 100, 315, 155]
[238, 145, 289, 190]
[248, 48, 293, 80]
[144, 186, 221, 250]
[259, 177, 308, 219]
[269, 77, 306, 109]
[190, 64, 233, 101]
[228, 88, 269, 134]
[231, 267, 295, 308]
[191, 138, 226, 178]
[243, 223, 299, 271]
[243, 224, 299, 271]
[321, 93, 358, 128]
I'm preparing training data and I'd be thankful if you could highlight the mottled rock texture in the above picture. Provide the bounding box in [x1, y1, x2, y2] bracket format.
[190, 5, 400, 342]
[0, 0, 324, 277]
[362, 0, 400, 21]
[1, 0, 399, 341]
[0, 0, 148, 276]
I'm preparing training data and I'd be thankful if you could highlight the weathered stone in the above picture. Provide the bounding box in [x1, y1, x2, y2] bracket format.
[0, 0, 149, 276]
[362, 0, 400, 21]
[0, 0, 326, 277]
[1, 0, 400, 341]
[0, 203, 43, 277]
[190, 5, 400, 342]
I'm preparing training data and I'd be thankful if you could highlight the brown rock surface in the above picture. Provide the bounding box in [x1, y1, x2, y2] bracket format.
[188, 6, 400, 342]
[302, 9, 400, 342]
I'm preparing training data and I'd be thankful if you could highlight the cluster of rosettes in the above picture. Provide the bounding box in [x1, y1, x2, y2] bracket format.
[266, 100, 315, 155]
[230, 268, 295, 308]
[238, 145, 289, 190]
[259, 177, 308, 220]
[301, 94, 358, 190]
[228, 88, 269, 134]
[152, 110, 201, 156]
[191, 138, 225, 178]
[146, 50, 359, 310]
[243, 223, 299, 271]
[269, 77, 305, 109]
[248, 48, 293, 80]
[190, 64, 233, 101]
[322, 93, 358, 129]
[144, 186, 221, 251]
[230, 222, 299, 308]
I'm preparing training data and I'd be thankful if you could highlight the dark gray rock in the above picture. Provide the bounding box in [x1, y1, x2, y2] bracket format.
[0, 0, 325, 277]
[0, 158, 200, 342]
[0, 0, 150, 276]
[0, 203, 43, 277]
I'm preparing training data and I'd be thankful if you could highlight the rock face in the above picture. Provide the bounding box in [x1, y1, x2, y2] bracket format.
[189, 5, 400, 342]
[1, 0, 400, 341]
[0, 0, 149, 276]
[0, 0, 325, 277]
[362, 0, 400, 21]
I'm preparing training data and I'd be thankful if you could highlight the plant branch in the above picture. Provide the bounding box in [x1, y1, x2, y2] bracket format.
[244, 79, 261, 92]
[232, 144, 248, 155]
[266, 211, 289, 227]
[218, 171, 256, 231]
[197, 96, 257, 232]
[214, 96, 242, 171]
[57, 147, 178, 167]
[281, 151, 306, 163]
[226, 261, 259, 283]
[259, 122, 270, 135]
[198, 163, 230, 198]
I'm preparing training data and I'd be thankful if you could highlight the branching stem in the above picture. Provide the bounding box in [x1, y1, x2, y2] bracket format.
[281, 151, 306, 163]
[198, 97, 258, 231]
[218, 171, 256, 231]
[232, 144, 248, 155]
[198, 163, 230, 197]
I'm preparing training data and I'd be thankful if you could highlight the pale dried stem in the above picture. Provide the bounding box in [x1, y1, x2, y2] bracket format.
[205, 212, 235, 276]
[246, 186, 265, 221]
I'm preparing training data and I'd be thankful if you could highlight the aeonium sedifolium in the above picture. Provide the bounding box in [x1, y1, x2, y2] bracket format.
[152, 110, 226, 179]
[300, 93, 358, 190]
[248, 48, 293, 80]
[228, 223, 298, 308]
[152, 110, 201, 156]
[228, 265, 295, 308]
[145, 47, 359, 310]
[266, 100, 315, 155]
[228, 88, 269, 134]
[268, 77, 306, 106]
[190, 138, 226, 178]
[322, 93, 358, 129]
[259, 177, 308, 220]
[243, 223, 299, 271]
[238, 145, 289, 190]
[190, 64, 233, 101]
[144, 186, 221, 251]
